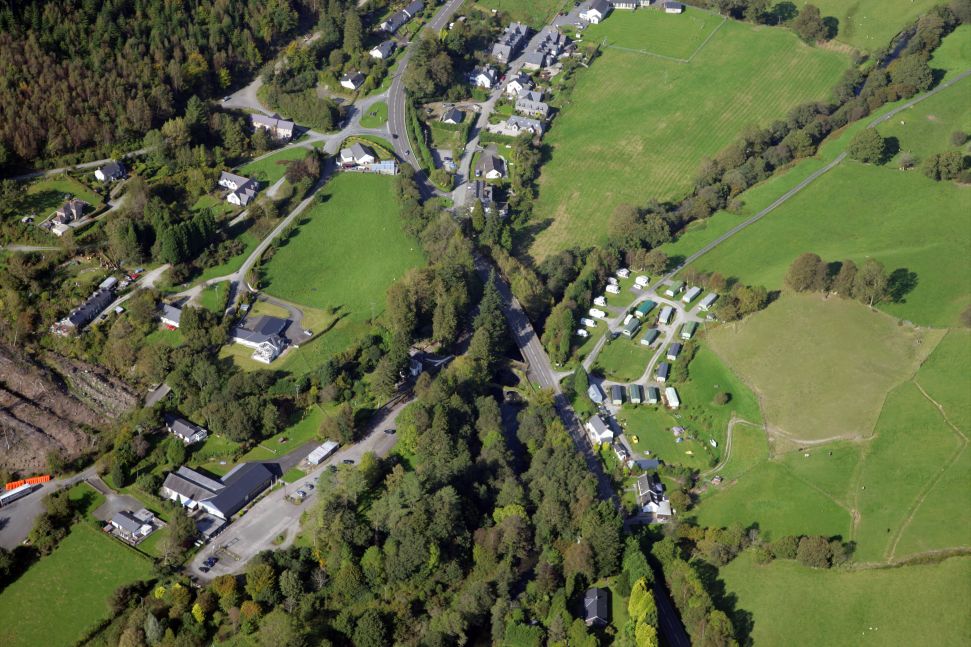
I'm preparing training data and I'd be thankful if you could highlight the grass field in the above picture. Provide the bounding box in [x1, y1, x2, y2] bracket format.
[0, 524, 154, 647]
[796, 0, 939, 51]
[238, 146, 313, 184]
[708, 294, 942, 444]
[24, 175, 103, 218]
[876, 75, 971, 161]
[475, 0, 568, 28]
[197, 281, 228, 312]
[592, 337, 653, 382]
[720, 552, 971, 647]
[585, 5, 726, 61]
[360, 101, 388, 128]
[619, 405, 714, 471]
[262, 174, 424, 365]
[714, 420, 768, 481]
[674, 161, 971, 327]
[929, 24, 971, 80]
[528, 16, 848, 261]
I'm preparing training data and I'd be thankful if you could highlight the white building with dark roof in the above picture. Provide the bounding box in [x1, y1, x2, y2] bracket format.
[161, 463, 274, 520]
[218, 171, 259, 206]
[250, 114, 295, 141]
[95, 160, 125, 182]
[369, 40, 396, 60]
[165, 415, 208, 445]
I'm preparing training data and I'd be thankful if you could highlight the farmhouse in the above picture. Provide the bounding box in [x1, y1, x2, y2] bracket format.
[487, 115, 544, 137]
[629, 384, 644, 404]
[340, 142, 378, 166]
[156, 303, 181, 329]
[681, 321, 698, 340]
[250, 114, 295, 141]
[657, 362, 670, 383]
[699, 293, 719, 311]
[165, 415, 208, 445]
[665, 281, 684, 297]
[306, 440, 339, 465]
[54, 198, 86, 224]
[635, 300, 656, 318]
[109, 509, 157, 543]
[665, 386, 681, 409]
[640, 328, 659, 346]
[666, 343, 682, 361]
[491, 22, 529, 63]
[161, 463, 274, 520]
[663, 0, 685, 13]
[636, 472, 665, 505]
[94, 160, 125, 182]
[586, 415, 613, 443]
[230, 315, 290, 364]
[340, 71, 366, 91]
[218, 171, 258, 206]
[505, 73, 534, 97]
[369, 40, 396, 59]
[579, 0, 612, 24]
[682, 286, 702, 303]
[588, 383, 605, 404]
[659, 305, 674, 325]
[622, 317, 641, 337]
[584, 588, 610, 627]
[610, 385, 625, 405]
[476, 153, 506, 180]
[472, 66, 498, 89]
[441, 107, 464, 124]
[380, 0, 423, 33]
[647, 386, 660, 404]
[644, 498, 674, 522]
[515, 91, 550, 118]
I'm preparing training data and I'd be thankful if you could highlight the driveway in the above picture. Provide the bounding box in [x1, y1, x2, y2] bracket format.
[0, 467, 96, 549]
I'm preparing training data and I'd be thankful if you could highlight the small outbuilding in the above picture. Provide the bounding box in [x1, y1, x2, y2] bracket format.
[588, 383, 605, 405]
[665, 386, 681, 409]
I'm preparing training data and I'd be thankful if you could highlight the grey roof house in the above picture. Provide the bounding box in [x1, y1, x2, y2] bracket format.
[584, 588, 610, 626]
[165, 414, 208, 445]
[95, 161, 125, 182]
[369, 40, 396, 59]
[441, 107, 464, 124]
[491, 22, 529, 62]
[476, 153, 506, 180]
[218, 171, 259, 206]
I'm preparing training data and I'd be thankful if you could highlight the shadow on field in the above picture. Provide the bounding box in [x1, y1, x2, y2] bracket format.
[887, 268, 918, 303]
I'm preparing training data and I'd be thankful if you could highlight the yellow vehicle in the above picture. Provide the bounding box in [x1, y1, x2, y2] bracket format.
[631, 435, 640, 444]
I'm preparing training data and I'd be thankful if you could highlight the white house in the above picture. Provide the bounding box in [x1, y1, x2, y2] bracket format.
[664, 281, 685, 297]
[515, 91, 550, 119]
[218, 171, 258, 206]
[486, 115, 544, 137]
[369, 40, 396, 60]
[476, 154, 506, 180]
[250, 114, 295, 141]
[617, 268, 630, 278]
[663, 1, 685, 13]
[109, 509, 156, 542]
[339, 142, 377, 166]
[579, 0, 612, 24]
[473, 66, 498, 89]
[441, 107, 464, 125]
[585, 415, 613, 443]
[165, 415, 208, 445]
[94, 160, 125, 182]
[505, 73, 533, 97]
[340, 71, 366, 91]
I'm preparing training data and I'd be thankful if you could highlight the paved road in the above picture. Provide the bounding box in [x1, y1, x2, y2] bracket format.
[145, 383, 172, 407]
[0, 466, 97, 549]
[4, 148, 152, 182]
[221, 77, 270, 115]
[187, 400, 409, 582]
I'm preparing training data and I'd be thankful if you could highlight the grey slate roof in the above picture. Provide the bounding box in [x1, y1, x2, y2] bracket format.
[477, 154, 505, 177]
[204, 462, 274, 518]
[587, 415, 608, 435]
[441, 107, 464, 123]
[160, 303, 182, 326]
[98, 160, 125, 179]
[370, 40, 396, 58]
[584, 588, 610, 625]
[111, 511, 144, 534]
[403, 0, 424, 17]
[165, 415, 206, 442]
[588, 0, 611, 14]
[66, 287, 115, 329]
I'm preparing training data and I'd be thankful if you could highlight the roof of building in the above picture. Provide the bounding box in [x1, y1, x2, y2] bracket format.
[370, 40, 396, 57]
[404, 0, 424, 16]
[647, 386, 661, 399]
[160, 303, 182, 325]
[163, 466, 224, 502]
[250, 114, 295, 132]
[507, 115, 543, 130]
[667, 343, 682, 357]
[636, 300, 656, 313]
[111, 511, 145, 534]
[341, 71, 366, 85]
[478, 154, 505, 176]
[700, 293, 719, 306]
[588, 383, 605, 403]
[442, 107, 464, 123]
[203, 462, 274, 518]
[587, 0, 611, 14]
[66, 287, 115, 328]
[350, 142, 376, 160]
[165, 414, 206, 441]
[587, 415, 608, 435]
[610, 384, 624, 400]
[657, 362, 670, 378]
[629, 384, 644, 398]
[623, 318, 641, 333]
[584, 588, 610, 624]
[665, 386, 680, 402]
[98, 160, 125, 177]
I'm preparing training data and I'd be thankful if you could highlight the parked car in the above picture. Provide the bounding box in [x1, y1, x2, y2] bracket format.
[305, 484, 314, 491]
[342, 459, 355, 465]
[329, 465, 337, 473]
[200, 566, 210, 573]
[384, 428, 396, 435]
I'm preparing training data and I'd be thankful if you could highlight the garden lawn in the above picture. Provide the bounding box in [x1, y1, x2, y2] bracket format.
[618, 406, 713, 471]
[262, 173, 424, 363]
[191, 194, 236, 219]
[707, 294, 942, 444]
[679, 162, 971, 326]
[0, 524, 154, 647]
[796, 0, 939, 51]
[585, 5, 725, 60]
[24, 175, 103, 217]
[360, 101, 388, 128]
[528, 17, 847, 261]
[475, 0, 568, 28]
[240, 406, 326, 463]
[591, 338, 653, 383]
[197, 282, 228, 312]
[721, 552, 971, 647]
[195, 231, 259, 284]
[238, 146, 312, 184]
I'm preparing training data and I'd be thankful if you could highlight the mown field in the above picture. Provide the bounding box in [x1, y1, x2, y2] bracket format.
[721, 552, 971, 647]
[584, 6, 726, 60]
[929, 23, 971, 81]
[708, 294, 941, 444]
[0, 524, 154, 647]
[796, 0, 939, 51]
[528, 16, 848, 261]
[238, 145, 314, 184]
[475, 0, 568, 28]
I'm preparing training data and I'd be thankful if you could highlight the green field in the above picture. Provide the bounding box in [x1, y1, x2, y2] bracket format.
[263, 173, 425, 330]
[876, 74, 971, 160]
[585, 5, 726, 61]
[708, 295, 942, 444]
[360, 101, 388, 128]
[592, 337, 653, 382]
[475, 0, 568, 28]
[675, 161, 971, 327]
[930, 24, 971, 81]
[720, 552, 971, 647]
[197, 281, 228, 312]
[24, 174, 103, 218]
[0, 524, 154, 647]
[238, 146, 313, 184]
[528, 16, 848, 260]
[796, 0, 939, 51]
[713, 420, 768, 481]
[619, 405, 713, 471]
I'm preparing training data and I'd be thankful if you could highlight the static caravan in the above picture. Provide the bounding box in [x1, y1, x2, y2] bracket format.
[594, 296, 607, 307]
[606, 284, 621, 294]
[634, 300, 656, 319]
[635, 275, 650, 287]
[699, 293, 718, 311]
[659, 306, 674, 325]
[664, 281, 684, 297]
[617, 268, 630, 278]
[640, 328, 660, 346]
[681, 322, 698, 340]
[576, 328, 590, 338]
[665, 386, 681, 409]
[682, 286, 702, 304]
[656, 362, 670, 383]
[622, 317, 642, 337]
[647, 386, 661, 405]
[666, 343, 682, 361]
[580, 317, 598, 328]
[589, 308, 607, 319]
[610, 385, 625, 406]
[629, 384, 644, 404]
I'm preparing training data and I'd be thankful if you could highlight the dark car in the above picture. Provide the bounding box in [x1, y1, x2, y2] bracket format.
[199, 566, 210, 573]
[384, 427, 396, 435]
[329, 465, 337, 473]
[305, 483, 314, 491]
[342, 459, 355, 465]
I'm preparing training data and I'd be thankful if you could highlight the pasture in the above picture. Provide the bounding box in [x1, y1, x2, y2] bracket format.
[796, 0, 940, 51]
[680, 161, 971, 327]
[475, 0, 568, 28]
[527, 16, 848, 261]
[0, 524, 154, 647]
[929, 24, 971, 80]
[876, 75, 971, 160]
[585, 6, 725, 61]
[720, 552, 971, 647]
[708, 294, 943, 445]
